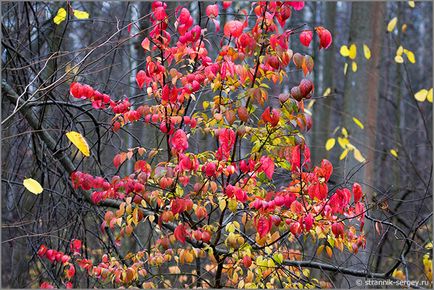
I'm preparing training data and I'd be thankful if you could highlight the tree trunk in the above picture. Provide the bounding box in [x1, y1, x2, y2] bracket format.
[341, 2, 385, 186]
[312, 2, 336, 164]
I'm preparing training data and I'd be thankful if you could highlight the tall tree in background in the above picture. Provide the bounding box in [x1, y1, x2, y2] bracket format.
[341, 2, 385, 187]
[311, 2, 336, 164]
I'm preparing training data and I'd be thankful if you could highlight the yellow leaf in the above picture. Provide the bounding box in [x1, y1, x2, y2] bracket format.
[363, 44, 371, 60]
[352, 117, 364, 129]
[344, 63, 348, 75]
[339, 149, 349, 160]
[402, 24, 407, 33]
[326, 246, 333, 258]
[390, 149, 399, 158]
[338, 137, 349, 149]
[414, 89, 428, 102]
[73, 9, 90, 20]
[408, 1, 415, 8]
[394, 55, 404, 64]
[425, 242, 433, 250]
[349, 44, 357, 60]
[325, 138, 336, 151]
[340, 45, 350, 57]
[341, 127, 348, 138]
[392, 269, 406, 281]
[219, 199, 226, 212]
[323, 87, 331, 97]
[66, 131, 90, 157]
[396, 46, 404, 56]
[53, 8, 67, 25]
[351, 61, 357, 72]
[427, 88, 433, 103]
[353, 149, 366, 163]
[23, 178, 43, 195]
[387, 17, 398, 32]
[316, 245, 325, 256]
[404, 49, 416, 63]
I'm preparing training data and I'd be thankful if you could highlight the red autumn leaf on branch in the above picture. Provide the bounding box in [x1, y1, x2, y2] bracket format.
[315, 26, 333, 49]
[65, 264, 76, 279]
[40, 282, 55, 289]
[303, 213, 314, 231]
[174, 224, 188, 244]
[136, 70, 146, 89]
[332, 222, 345, 238]
[37, 244, 48, 257]
[320, 159, 333, 181]
[206, 4, 219, 18]
[299, 30, 313, 47]
[70, 239, 82, 255]
[288, 1, 305, 11]
[177, 8, 193, 36]
[170, 129, 188, 153]
[260, 156, 275, 179]
[261, 107, 280, 127]
[256, 216, 272, 238]
[353, 182, 363, 202]
[222, 1, 232, 9]
[223, 20, 245, 37]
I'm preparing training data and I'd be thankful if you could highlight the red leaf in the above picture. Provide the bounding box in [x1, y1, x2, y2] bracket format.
[261, 107, 280, 127]
[206, 4, 219, 18]
[174, 224, 187, 244]
[290, 200, 303, 214]
[299, 30, 313, 47]
[256, 216, 272, 238]
[315, 26, 333, 49]
[321, 159, 333, 181]
[40, 282, 55, 289]
[224, 20, 244, 38]
[303, 213, 314, 231]
[37, 244, 48, 257]
[136, 70, 146, 89]
[331, 222, 344, 238]
[170, 129, 189, 153]
[260, 156, 275, 179]
[171, 198, 186, 215]
[70, 239, 82, 255]
[141, 38, 150, 51]
[352, 182, 363, 203]
[65, 264, 76, 279]
[223, 1, 232, 9]
[288, 1, 305, 11]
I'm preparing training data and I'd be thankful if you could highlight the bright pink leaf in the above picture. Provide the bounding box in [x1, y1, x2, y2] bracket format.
[136, 70, 146, 89]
